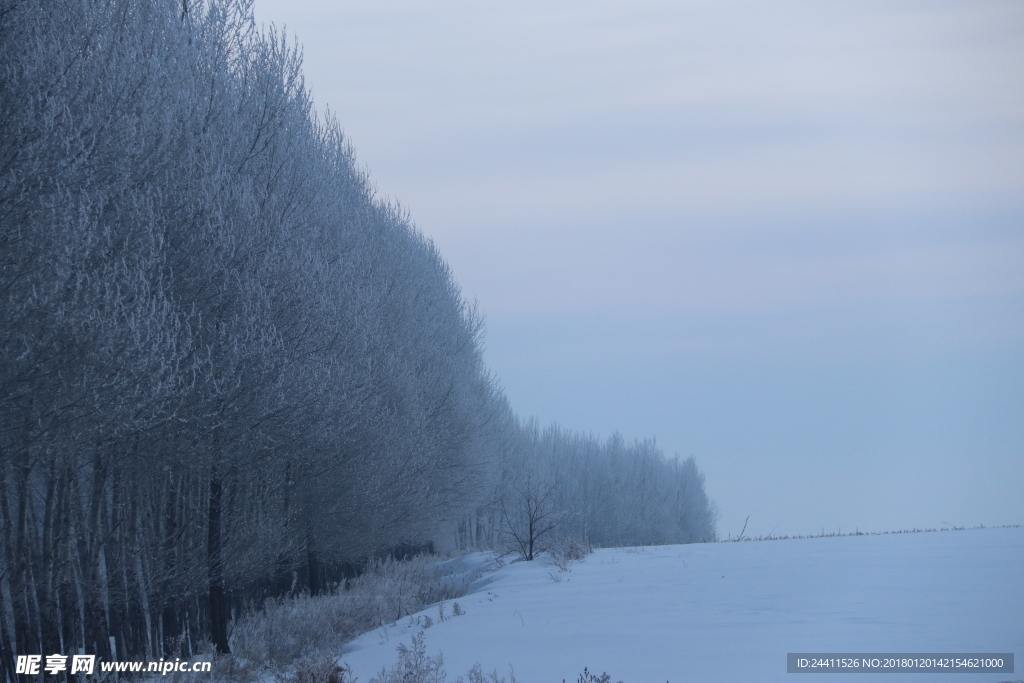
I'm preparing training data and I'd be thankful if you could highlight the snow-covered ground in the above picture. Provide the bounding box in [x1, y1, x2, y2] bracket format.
[340, 527, 1023, 682]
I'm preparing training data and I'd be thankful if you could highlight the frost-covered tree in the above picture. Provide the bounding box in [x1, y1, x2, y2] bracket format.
[0, 0, 498, 667]
[463, 423, 718, 558]
[0, 0, 716, 674]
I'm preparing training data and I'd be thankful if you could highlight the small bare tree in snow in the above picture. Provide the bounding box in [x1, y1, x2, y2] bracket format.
[500, 473, 560, 561]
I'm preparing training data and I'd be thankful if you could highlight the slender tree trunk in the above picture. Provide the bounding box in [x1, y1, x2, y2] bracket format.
[56, 468, 81, 683]
[160, 473, 180, 657]
[124, 532, 147, 659]
[527, 510, 535, 561]
[77, 451, 112, 663]
[0, 586, 14, 683]
[35, 462, 62, 659]
[207, 467, 229, 654]
[305, 526, 320, 596]
[275, 460, 292, 594]
[106, 468, 127, 661]
[12, 461, 38, 655]
[0, 466, 16, 683]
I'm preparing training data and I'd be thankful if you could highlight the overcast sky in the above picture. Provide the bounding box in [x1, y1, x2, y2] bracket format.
[254, 0, 1023, 538]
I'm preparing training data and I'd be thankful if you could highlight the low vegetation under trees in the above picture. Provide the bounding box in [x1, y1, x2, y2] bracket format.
[0, 0, 717, 678]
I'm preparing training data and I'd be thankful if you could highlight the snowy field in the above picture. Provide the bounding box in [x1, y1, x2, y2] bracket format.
[339, 527, 1023, 682]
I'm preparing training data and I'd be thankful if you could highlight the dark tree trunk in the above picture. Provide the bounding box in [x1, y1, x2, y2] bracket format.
[0, 462, 25, 683]
[35, 464, 62, 660]
[12, 463, 38, 655]
[305, 525, 321, 596]
[161, 475, 180, 657]
[79, 453, 112, 664]
[106, 469, 127, 661]
[207, 473, 230, 654]
[0, 561, 16, 683]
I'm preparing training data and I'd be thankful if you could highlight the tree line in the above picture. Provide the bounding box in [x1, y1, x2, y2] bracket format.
[0, 0, 717, 677]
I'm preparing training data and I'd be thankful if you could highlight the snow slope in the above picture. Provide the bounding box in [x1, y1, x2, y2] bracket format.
[340, 527, 1023, 682]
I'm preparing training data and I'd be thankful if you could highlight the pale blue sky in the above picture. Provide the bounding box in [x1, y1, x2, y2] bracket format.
[254, 0, 1023, 537]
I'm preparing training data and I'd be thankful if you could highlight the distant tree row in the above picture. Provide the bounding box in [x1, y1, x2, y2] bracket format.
[454, 423, 718, 558]
[0, 0, 716, 676]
